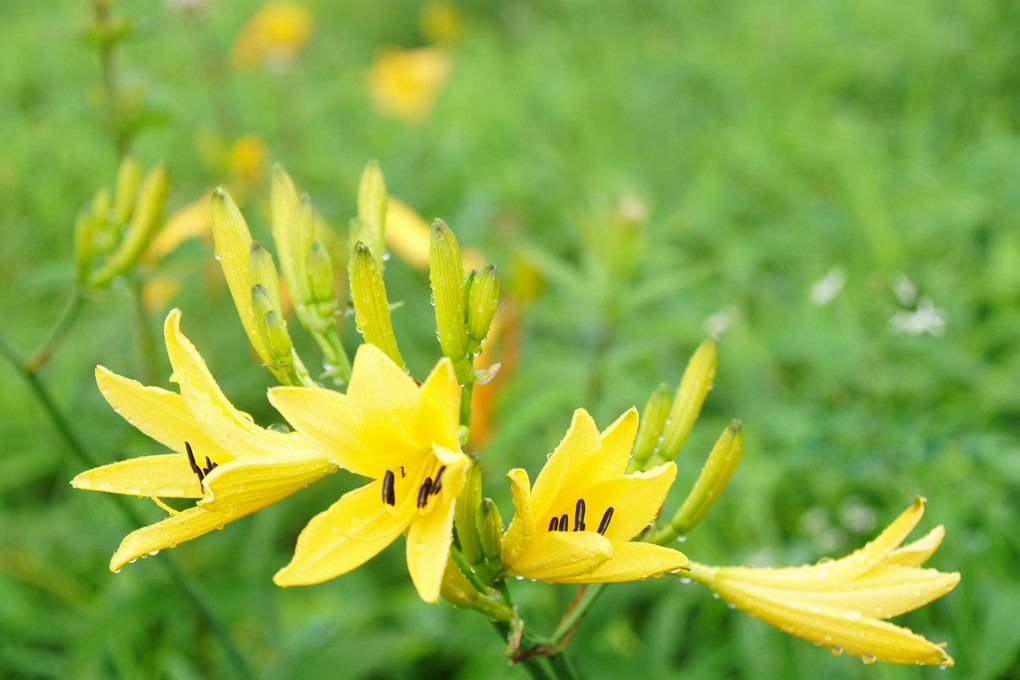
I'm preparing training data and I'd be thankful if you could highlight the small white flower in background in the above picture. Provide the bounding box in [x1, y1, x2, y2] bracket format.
[889, 296, 947, 336]
[704, 306, 739, 338]
[889, 271, 918, 306]
[808, 267, 847, 306]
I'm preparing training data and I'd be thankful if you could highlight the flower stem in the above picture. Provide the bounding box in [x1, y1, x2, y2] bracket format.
[460, 381, 474, 428]
[25, 289, 87, 373]
[131, 276, 158, 385]
[0, 330, 254, 679]
[549, 583, 608, 646]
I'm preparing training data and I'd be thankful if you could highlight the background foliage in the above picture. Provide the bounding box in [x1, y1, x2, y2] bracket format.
[1, 0, 1018, 678]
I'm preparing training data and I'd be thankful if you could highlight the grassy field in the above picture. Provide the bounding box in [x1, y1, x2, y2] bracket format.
[2, 1, 1018, 678]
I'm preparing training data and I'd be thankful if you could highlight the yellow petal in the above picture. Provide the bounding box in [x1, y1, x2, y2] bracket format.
[406, 493, 457, 603]
[502, 468, 535, 565]
[72, 453, 205, 498]
[199, 450, 336, 511]
[554, 542, 688, 584]
[596, 407, 638, 479]
[715, 497, 926, 588]
[529, 409, 601, 518]
[95, 366, 225, 459]
[269, 386, 399, 478]
[345, 344, 425, 444]
[713, 578, 954, 666]
[111, 503, 242, 572]
[883, 525, 945, 568]
[576, 462, 677, 542]
[164, 309, 307, 458]
[274, 480, 410, 586]
[417, 357, 460, 451]
[509, 530, 614, 582]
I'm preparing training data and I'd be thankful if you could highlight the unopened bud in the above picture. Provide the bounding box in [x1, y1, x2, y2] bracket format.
[88, 164, 168, 288]
[649, 338, 718, 467]
[348, 242, 404, 368]
[454, 462, 483, 567]
[112, 156, 142, 225]
[655, 421, 743, 541]
[73, 208, 97, 285]
[270, 164, 306, 304]
[439, 556, 478, 609]
[477, 497, 504, 580]
[430, 220, 471, 382]
[355, 159, 387, 263]
[252, 284, 299, 385]
[90, 189, 116, 254]
[248, 241, 282, 305]
[628, 383, 673, 473]
[306, 240, 336, 320]
[466, 265, 499, 349]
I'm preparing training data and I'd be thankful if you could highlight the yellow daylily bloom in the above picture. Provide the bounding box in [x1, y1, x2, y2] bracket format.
[268, 344, 470, 603]
[385, 196, 485, 271]
[230, 2, 313, 72]
[366, 47, 452, 123]
[687, 498, 959, 666]
[502, 408, 689, 583]
[72, 309, 336, 572]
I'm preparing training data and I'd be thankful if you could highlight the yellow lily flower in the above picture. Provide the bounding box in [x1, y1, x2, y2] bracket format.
[687, 497, 959, 666]
[72, 309, 336, 572]
[365, 47, 452, 123]
[267, 344, 470, 603]
[502, 408, 689, 583]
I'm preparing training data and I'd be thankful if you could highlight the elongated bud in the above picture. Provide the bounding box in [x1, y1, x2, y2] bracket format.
[655, 421, 743, 542]
[252, 285, 293, 365]
[649, 338, 718, 468]
[354, 159, 387, 263]
[466, 265, 499, 349]
[248, 241, 282, 306]
[112, 156, 142, 226]
[73, 208, 97, 284]
[477, 497, 504, 580]
[440, 556, 479, 609]
[211, 187, 266, 358]
[306, 240, 336, 320]
[270, 164, 306, 303]
[90, 189, 117, 254]
[88, 164, 169, 287]
[430, 220, 472, 382]
[348, 242, 404, 368]
[628, 383, 673, 473]
[454, 462, 483, 567]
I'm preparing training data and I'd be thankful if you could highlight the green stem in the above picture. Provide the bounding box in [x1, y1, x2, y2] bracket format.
[313, 325, 351, 385]
[0, 331, 253, 679]
[490, 621, 555, 680]
[549, 583, 608, 646]
[25, 289, 87, 373]
[460, 381, 474, 428]
[130, 277, 158, 385]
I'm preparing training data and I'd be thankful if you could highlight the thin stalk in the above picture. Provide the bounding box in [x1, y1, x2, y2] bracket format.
[0, 331, 253, 679]
[460, 381, 474, 428]
[25, 289, 87, 372]
[549, 583, 607, 646]
[130, 277, 158, 385]
[490, 621, 555, 680]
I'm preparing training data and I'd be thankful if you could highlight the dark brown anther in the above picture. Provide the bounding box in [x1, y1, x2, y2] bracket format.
[574, 499, 586, 532]
[204, 456, 218, 475]
[597, 507, 615, 535]
[431, 466, 446, 496]
[400, 465, 406, 478]
[185, 442, 204, 481]
[548, 516, 560, 531]
[382, 470, 396, 506]
[417, 478, 433, 508]
[559, 514, 568, 532]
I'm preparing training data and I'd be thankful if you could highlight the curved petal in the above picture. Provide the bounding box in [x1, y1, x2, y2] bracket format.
[199, 450, 336, 511]
[346, 344, 427, 447]
[554, 541, 688, 583]
[508, 531, 614, 582]
[72, 453, 205, 498]
[597, 408, 638, 479]
[579, 462, 676, 542]
[406, 493, 457, 603]
[530, 409, 601, 517]
[111, 502, 245, 572]
[417, 357, 461, 451]
[164, 310, 305, 458]
[274, 481, 411, 586]
[883, 525, 945, 568]
[95, 366, 225, 458]
[502, 468, 535, 565]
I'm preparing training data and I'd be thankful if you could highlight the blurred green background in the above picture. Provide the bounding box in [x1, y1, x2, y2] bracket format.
[2, 0, 1018, 678]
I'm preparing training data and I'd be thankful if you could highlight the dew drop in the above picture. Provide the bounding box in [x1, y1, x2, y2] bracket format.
[676, 534, 687, 543]
[149, 550, 159, 556]
[114, 569, 121, 574]
[350, 515, 362, 526]
[861, 654, 876, 665]
[830, 647, 843, 657]
[679, 576, 692, 584]
[842, 609, 862, 621]
[412, 541, 427, 553]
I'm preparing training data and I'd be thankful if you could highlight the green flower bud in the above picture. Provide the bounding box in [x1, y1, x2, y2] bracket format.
[430, 219, 471, 382]
[90, 189, 116, 254]
[355, 159, 387, 263]
[454, 461, 483, 568]
[348, 242, 404, 368]
[440, 556, 479, 609]
[466, 264, 499, 350]
[628, 383, 673, 473]
[477, 497, 504, 580]
[654, 421, 743, 541]
[306, 240, 336, 321]
[112, 156, 141, 226]
[248, 241, 282, 307]
[270, 164, 307, 304]
[648, 338, 718, 467]
[73, 208, 97, 285]
[88, 164, 168, 288]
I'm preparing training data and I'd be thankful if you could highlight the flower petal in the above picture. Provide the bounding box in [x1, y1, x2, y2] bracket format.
[417, 357, 461, 451]
[199, 450, 336, 511]
[111, 503, 242, 572]
[578, 462, 677, 542]
[554, 542, 688, 583]
[405, 492, 457, 603]
[95, 366, 225, 459]
[883, 525, 945, 568]
[509, 530, 614, 582]
[72, 453, 205, 498]
[346, 343, 426, 446]
[596, 407, 638, 479]
[502, 468, 535, 565]
[274, 480, 410, 586]
[529, 409, 601, 518]
[164, 309, 306, 458]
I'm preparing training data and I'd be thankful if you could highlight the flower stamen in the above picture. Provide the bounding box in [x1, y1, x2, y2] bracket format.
[597, 507, 614, 535]
[184, 441, 218, 483]
[574, 499, 586, 532]
[382, 469, 396, 506]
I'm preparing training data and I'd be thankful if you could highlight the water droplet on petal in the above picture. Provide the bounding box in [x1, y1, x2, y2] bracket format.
[861, 654, 876, 665]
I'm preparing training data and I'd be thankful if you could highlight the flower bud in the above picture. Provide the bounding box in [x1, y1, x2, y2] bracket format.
[477, 497, 504, 580]
[88, 164, 169, 288]
[439, 556, 479, 609]
[270, 164, 308, 304]
[252, 285, 293, 368]
[654, 421, 742, 541]
[306, 240, 336, 321]
[348, 242, 404, 368]
[430, 219, 471, 382]
[73, 208, 97, 285]
[89, 189, 117, 254]
[211, 187, 266, 359]
[354, 159, 387, 263]
[466, 265, 499, 349]
[454, 461, 483, 567]
[649, 338, 718, 467]
[112, 156, 142, 226]
[627, 383, 673, 473]
[248, 241, 282, 306]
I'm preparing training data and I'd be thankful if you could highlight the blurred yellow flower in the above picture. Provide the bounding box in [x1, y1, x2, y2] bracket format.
[268, 344, 470, 603]
[420, 1, 463, 45]
[503, 408, 689, 583]
[230, 2, 313, 72]
[366, 47, 452, 123]
[687, 498, 958, 666]
[72, 309, 336, 572]
[228, 134, 269, 185]
[386, 196, 483, 270]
